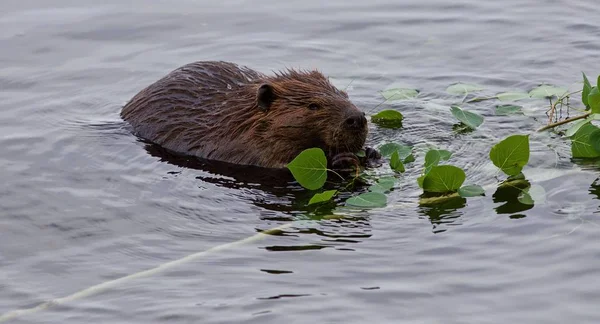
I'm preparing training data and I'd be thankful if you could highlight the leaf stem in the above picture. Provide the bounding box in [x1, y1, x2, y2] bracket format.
[327, 169, 346, 181]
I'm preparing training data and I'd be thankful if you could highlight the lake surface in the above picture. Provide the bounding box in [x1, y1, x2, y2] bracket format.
[1, 0, 600, 323]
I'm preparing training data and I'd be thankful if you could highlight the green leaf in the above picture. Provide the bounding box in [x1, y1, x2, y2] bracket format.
[588, 86, 600, 114]
[495, 104, 523, 116]
[355, 150, 366, 158]
[286, 148, 328, 190]
[496, 91, 530, 102]
[381, 88, 419, 101]
[458, 184, 485, 197]
[591, 129, 600, 154]
[489, 135, 530, 176]
[417, 175, 425, 188]
[424, 149, 452, 174]
[518, 185, 546, 205]
[446, 83, 485, 96]
[371, 110, 404, 128]
[565, 118, 591, 138]
[346, 192, 387, 208]
[450, 105, 484, 129]
[379, 143, 413, 159]
[571, 122, 600, 158]
[582, 72, 592, 109]
[517, 190, 534, 205]
[422, 165, 466, 193]
[369, 177, 396, 193]
[390, 151, 405, 173]
[528, 85, 567, 99]
[403, 154, 416, 163]
[308, 190, 337, 205]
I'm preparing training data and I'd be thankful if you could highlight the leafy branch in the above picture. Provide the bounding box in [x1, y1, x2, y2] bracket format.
[285, 71, 600, 210]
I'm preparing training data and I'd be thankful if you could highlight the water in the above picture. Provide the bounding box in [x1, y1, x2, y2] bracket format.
[1, 0, 600, 323]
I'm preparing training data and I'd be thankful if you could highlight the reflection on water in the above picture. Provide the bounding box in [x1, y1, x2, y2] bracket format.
[492, 178, 534, 215]
[418, 196, 466, 233]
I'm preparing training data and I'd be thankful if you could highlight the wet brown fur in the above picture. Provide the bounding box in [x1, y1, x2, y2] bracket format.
[121, 61, 368, 168]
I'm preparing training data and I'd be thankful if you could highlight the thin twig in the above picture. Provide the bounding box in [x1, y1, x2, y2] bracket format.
[547, 90, 583, 124]
[548, 97, 554, 123]
[536, 112, 591, 132]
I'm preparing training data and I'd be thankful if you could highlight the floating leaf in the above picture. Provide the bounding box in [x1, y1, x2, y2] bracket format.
[403, 154, 416, 163]
[518, 185, 546, 205]
[528, 85, 567, 99]
[458, 184, 486, 197]
[355, 150, 366, 158]
[286, 148, 328, 190]
[424, 149, 452, 174]
[379, 143, 413, 160]
[517, 189, 534, 205]
[495, 104, 523, 116]
[422, 165, 466, 193]
[467, 96, 494, 103]
[369, 177, 396, 193]
[446, 83, 485, 96]
[588, 86, 600, 114]
[571, 122, 600, 158]
[489, 135, 530, 176]
[496, 91, 530, 102]
[566, 118, 591, 137]
[450, 105, 484, 129]
[582, 72, 592, 109]
[390, 151, 405, 173]
[371, 110, 403, 128]
[308, 190, 337, 205]
[346, 192, 387, 208]
[381, 88, 419, 101]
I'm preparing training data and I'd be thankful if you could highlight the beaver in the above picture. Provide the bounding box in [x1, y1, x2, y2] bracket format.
[121, 61, 380, 170]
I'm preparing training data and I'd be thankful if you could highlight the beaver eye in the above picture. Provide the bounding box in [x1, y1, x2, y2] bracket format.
[308, 103, 320, 111]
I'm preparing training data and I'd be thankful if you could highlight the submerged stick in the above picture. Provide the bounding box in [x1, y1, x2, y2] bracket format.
[0, 223, 293, 323]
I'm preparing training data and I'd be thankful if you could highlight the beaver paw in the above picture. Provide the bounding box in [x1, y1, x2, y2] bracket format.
[365, 147, 381, 160]
[330, 152, 361, 173]
[362, 147, 382, 168]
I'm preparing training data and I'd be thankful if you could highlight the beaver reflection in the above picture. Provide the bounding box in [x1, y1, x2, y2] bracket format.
[143, 141, 295, 188]
[122, 61, 380, 171]
[143, 141, 374, 248]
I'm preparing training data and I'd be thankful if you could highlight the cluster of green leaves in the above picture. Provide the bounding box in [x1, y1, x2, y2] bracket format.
[373, 83, 570, 133]
[582, 73, 600, 112]
[286, 142, 416, 208]
[286, 72, 599, 209]
[565, 73, 600, 158]
[286, 133, 531, 207]
[287, 148, 383, 208]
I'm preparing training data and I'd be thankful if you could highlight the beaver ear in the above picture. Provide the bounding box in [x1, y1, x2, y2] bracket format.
[257, 84, 276, 112]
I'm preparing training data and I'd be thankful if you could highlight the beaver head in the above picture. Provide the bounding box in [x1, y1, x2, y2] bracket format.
[244, 69, 368, 167]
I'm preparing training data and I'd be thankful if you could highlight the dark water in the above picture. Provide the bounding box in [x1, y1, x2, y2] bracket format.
[2, 0, 600, 323]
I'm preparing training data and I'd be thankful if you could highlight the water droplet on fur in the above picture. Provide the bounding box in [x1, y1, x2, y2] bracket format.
[227, 84, 232, 90]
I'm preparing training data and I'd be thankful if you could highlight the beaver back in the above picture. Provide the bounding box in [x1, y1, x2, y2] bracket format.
[121, 61, 368, 168]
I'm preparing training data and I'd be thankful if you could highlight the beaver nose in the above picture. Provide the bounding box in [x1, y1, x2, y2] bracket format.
[345, 112, 367, 129]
